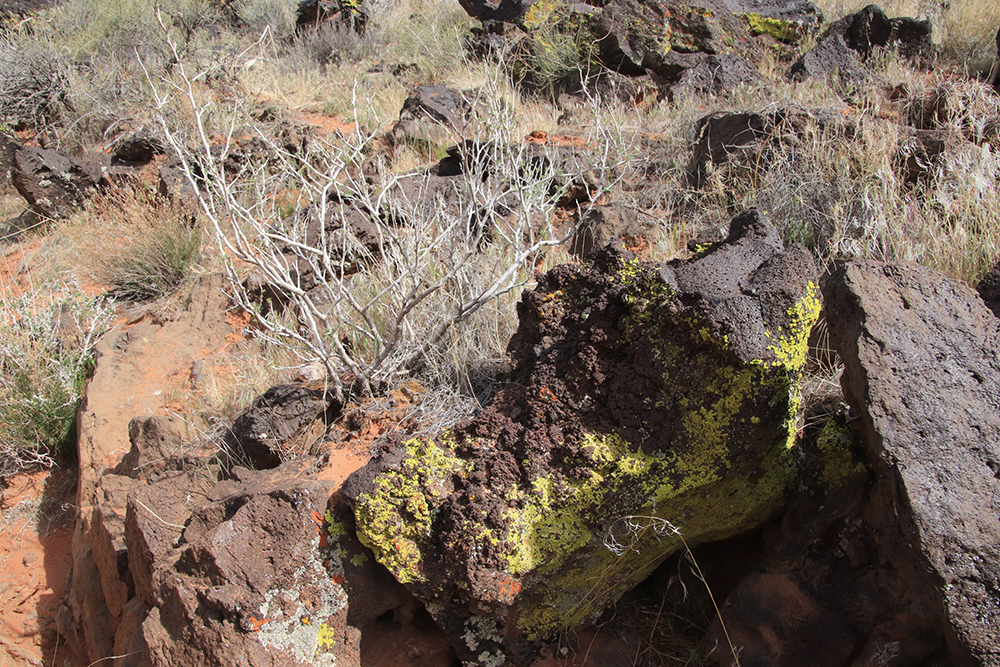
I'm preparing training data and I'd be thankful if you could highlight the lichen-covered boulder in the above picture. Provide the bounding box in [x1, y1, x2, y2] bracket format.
[346, 210, 820, 666]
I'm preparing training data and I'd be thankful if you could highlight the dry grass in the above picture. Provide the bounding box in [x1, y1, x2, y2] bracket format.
[56, 187, 203, 301]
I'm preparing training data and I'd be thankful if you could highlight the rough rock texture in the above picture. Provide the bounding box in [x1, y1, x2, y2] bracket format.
[0, 0, 60, 16]
[977, 260, 1000, 318]
[591, 0, 762, 78]
[790, 4, 932, 82]
[569, 204, 643, 257]
[113, 416, 194, 480]
[722, 0, 823, 39]
[823, 260, 1000, 666]
[60, 274, 238, 663]
[230, 383, 343, 469]
[346, 210, 821, 666]
[11, 146, 108, 218]
[392, 85, 476, 146]
[686, 107, 848, 188]
[705, 417, 952, 667]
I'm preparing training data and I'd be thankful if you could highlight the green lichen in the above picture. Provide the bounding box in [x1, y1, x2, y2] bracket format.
[324, 511, 348, 539]
[816, 419, 866, 487]
[316, 624, 337, 651]
[353, 436, 471, 583]
[354, 255, 818, 647]
[742, 12, 805, 43]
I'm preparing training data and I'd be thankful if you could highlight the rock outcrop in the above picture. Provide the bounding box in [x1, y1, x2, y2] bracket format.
[977, 260, 1000, 318]
[11, 146, 108, 219]
[790, 4, 933, 83]
[823, 260, 1000, 666]
[345, 210, 820, 665]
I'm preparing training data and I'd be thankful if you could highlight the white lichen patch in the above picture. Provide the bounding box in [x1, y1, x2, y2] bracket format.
[255, 530, 348, 665]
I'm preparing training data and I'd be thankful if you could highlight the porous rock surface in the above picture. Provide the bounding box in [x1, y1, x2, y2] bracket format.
[789, 4, 932, 82]
[823, 260, 1000, 666]
[11, 145, 108, 219]
[345, 210, 821, 666]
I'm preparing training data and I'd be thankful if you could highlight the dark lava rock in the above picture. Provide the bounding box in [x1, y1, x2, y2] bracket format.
[895, 128, 949, 185]
[790, 4, 932, 82]
[11, 146, 108, 219]
[706, 415, 952, 667]
[723, 0, 823, 40]
[591, 0, 762, 77]
[346, 210, 821, 666]
[125, 458, 419, 667]
[392, 85, 475, 147]
[569, 203, 642, 257]
[112, 134, 164, 166]
[0, 0, 60, 16]
[823, 260, 1000, 666]
[230, 383, 343, 469]
[977, 260, 1000, 318]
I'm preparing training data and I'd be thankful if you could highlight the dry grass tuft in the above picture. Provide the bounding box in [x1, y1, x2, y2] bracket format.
[58, 187, 202, 302]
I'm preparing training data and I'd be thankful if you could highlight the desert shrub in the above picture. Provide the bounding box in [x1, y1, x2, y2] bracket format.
[0, 287, 111, 477]
[0, 37, 68, 131]
[153, 54, 635, 400]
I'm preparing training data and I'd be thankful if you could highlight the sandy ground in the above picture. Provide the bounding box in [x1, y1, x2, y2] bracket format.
[0, 468, 82, 667]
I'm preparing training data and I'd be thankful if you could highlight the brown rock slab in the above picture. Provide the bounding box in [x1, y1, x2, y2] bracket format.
[823, 260, 1000, 666]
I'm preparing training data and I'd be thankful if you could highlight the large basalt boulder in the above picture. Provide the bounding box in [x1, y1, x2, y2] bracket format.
[11, 146, 109, 219]
[345, 210, 821, 666]
[823, 260, 1000, 666]
[789, 4, 932, 82]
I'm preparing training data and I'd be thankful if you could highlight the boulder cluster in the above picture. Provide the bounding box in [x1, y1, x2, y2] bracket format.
[11, 0, 997, 665]
[57, 207, 1000, 667]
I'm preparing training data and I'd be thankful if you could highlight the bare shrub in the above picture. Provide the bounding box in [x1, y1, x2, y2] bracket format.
[0, 37, 68, 131]
[150, 37, 635, 400]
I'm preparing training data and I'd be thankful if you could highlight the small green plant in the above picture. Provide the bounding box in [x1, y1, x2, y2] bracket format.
[0, 286, 111, 478]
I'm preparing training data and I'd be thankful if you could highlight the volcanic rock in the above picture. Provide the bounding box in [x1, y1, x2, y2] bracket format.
[346, 210, 821, 665]
[11, 145, 108, 219]
[392, 85, 476, 147]
[977, 260, 1000, 318]
[230, 383, 343, 469]
[790, 4, 932, 82]
[823, 260, 1000, 666]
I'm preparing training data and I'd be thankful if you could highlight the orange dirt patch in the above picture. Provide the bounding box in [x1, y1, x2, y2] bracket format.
[298, 112, 358, 139]
[0, 468, 85, 667]
[525, 131, 588, 148]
